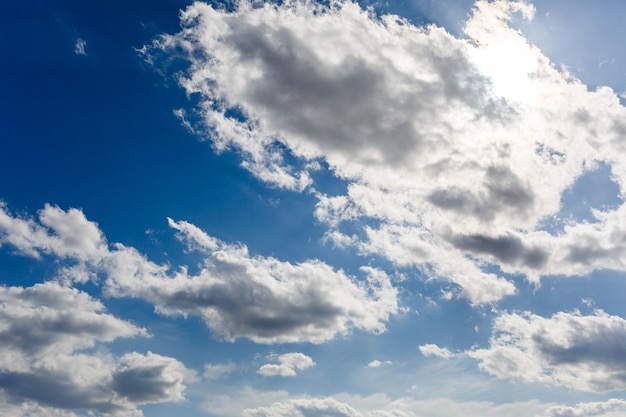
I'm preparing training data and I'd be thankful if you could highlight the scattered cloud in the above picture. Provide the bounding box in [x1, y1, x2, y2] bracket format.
[0, 281, 191, 416]
[258, 353, 315, 377]
[466, 310, 626, 392]
[0, 203, 399, 344]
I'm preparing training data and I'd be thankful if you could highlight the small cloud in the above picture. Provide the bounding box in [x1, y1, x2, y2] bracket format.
[258, 353, 315, 377]
[173, 108, 194, 133]
[598, 57, 615, 69]
[419, 344, 454, 359]
[74, 38, 87, 56]
[367, 360, 392, 368]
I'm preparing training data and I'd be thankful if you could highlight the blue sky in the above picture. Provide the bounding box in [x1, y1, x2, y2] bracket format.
[3, 0, 626, 416]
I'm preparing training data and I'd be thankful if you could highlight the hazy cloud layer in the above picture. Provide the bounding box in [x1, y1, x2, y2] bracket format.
[467, 310, 626, 392]
[205, 388, 551, 417]
[541, 399, 626, 417]
[0, 203, 398, 344]
[0, 281, 189, 416]
[150, 0, 626, 304]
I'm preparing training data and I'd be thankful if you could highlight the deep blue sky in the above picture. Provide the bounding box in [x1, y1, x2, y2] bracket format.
[3, 1, 626, 417]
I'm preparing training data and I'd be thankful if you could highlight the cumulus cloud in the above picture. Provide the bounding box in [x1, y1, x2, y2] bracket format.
[0, 281, 190, 416]
[540, 399, 626, 417]
[147, 0, 626, 304]
[0, 202, 398, 344]
[465, 310, 626, 392]
[103, 219, 398, 343]
[0, 202, 106, 263]
[258, 353, 315, 377]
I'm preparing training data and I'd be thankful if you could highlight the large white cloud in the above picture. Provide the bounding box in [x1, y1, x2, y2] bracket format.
[0, 281, 190, 416]
[148, 0, 626, 304]
[466, 310, 626, 392]
[0, 202, 398, 344]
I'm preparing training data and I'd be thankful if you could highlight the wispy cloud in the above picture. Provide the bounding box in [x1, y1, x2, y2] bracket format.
[74, 37, 87, 56]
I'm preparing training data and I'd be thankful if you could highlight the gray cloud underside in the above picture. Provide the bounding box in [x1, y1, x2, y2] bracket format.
[0, 203, 398, 345]
[149, 0, 626, 303]
[0, 281, 189, 416]
[466, 310, 626, 392]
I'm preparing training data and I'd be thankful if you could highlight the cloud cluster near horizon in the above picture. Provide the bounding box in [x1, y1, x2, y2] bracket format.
[0, 201, 397, 413]
[147, 0, 626, 305]
[0, 281, 190, 416]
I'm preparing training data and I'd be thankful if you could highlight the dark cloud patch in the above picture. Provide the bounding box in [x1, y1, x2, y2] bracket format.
[429, 165, 534, 222]
[566, 244, 621, 265]
[0, 370, 121, 414]
[112, 363, 176, 403]
[452, 233, 548, 269]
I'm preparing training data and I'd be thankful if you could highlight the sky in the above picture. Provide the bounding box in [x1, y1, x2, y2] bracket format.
[2, 0, 626, 416]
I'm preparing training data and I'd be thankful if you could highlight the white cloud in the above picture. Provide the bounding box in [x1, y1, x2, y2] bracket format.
[149, 0, 626, 305]
[466, 310, 626, 392]
[245, 396, 363, 417]
[418, 344, 454, 359]
[257, 353, 315, 377]
[74, 38, 87, 56]
[0, 203, 398, 344]
[0, 202, 107, 265]
[0, 281, 191, 416]
[540, 399, 626, 417]
[367, 360, 392, 368]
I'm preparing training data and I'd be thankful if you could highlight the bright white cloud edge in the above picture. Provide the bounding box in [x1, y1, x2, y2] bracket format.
[147, 0, 626, 306]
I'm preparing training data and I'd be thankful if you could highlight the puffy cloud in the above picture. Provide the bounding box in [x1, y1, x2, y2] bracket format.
[540, 399, 626, 417]
[466, 310, 626, 392]
[258, 353, 315, 377]
[0, 282, 145, 364]
[0, 203, 398, 344]
[102, 235, 398, 343]
[149, 0, 626, 304]
[111, 351, 189, 404]
[0, 281, 190, 416]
